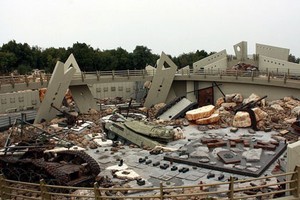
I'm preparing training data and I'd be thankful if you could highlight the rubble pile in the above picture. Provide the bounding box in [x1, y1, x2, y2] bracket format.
[215, 93, 300, 132]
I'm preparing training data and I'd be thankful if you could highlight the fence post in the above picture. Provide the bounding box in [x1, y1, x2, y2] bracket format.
[81, 72, 85, 82]
[39, 72, 43, 85]
[112, 70, 115, 80]
[251, 71, 254, 81]
[40, 179, 51, 200]
[142, 69, 145, 78]
[94, 182, 102, 200]
[268, 71, 270, 82]
[96, 71, 100, 81]
[159, 182, 164, 200]
[228, 176, 234, 200]
[25, 75, 29, 86]
[284, 73, 287, 84]
[295, 166, 300, 197]
[0, 174, 11, 200]
[127, 69, 130, 79]
[288, 69, 290, 79]
[235, 70, 238, 80]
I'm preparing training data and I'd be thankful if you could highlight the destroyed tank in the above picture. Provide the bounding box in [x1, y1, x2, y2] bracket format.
[0, 146, 100, 187]
[103, 113, 175, 148]
[123, 121, 174, 142]
[0, 122, 100, 188]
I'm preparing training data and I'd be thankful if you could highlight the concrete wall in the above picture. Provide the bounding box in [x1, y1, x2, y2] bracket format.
[256, 43, 290, 61]
[0, 90, 40, 113]
[193, 50, 227, 71]
[233, 41, 248, 61]
[258, 55, 300, 72]
[196, 81, 300, 102]
[90, 82, 138, 100]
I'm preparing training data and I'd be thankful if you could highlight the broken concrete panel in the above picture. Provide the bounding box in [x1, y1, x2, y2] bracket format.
[234, 41, 248, 61]
[195, 113, 220, 125]
[144, 52, 178, 108]
[69, 85, 98, 113]
[65, 54, 98, 113]
[34, 61, 76, 123]
[186, 105, 215, 121]
[242, 148, 262, 162]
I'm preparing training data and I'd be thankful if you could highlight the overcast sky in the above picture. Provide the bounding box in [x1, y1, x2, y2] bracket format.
[1, 0, 300, 56]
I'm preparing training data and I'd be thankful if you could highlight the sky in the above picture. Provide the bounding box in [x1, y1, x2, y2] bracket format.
[1, 0, 300, 57]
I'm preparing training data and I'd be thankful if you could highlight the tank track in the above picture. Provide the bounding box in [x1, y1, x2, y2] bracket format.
[54, 150, 100, 175]
[31, 158, 69, 185]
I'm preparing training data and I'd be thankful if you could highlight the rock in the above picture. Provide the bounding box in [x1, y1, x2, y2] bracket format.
[279, 130, 289, 135]
[195, 113, 220, 125]
[186, 105, 215, 121]
[270, 104, 284, 111]
[225, 94, 236, 102]
[233, 111, 251, 128]
[216, 97, 225, 107]
[221, 102, 237, 110]
[292, 106, 300, 116]
[253, 107, 268, 121]
[173, 127, 184, 140]
[242, 148, 262, 162]
[232, 94, 243, 103]
[243, 93, 261, 104]
[88, 108, 98, 115]
[89, 141, 98, 149]
[284, 117, 297, 124]
[190, 150, 209, 159]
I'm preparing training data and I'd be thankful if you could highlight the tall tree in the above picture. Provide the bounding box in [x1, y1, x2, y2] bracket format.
[132, 46, 159, 69]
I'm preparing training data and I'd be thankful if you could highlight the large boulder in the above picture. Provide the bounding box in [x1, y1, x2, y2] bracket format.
[195, 113, 220, 125]
[243, 93, 261, 104]
[232, 111, 251, 128]
[253, 107, 268, 121]
[186, 105, 215, 121]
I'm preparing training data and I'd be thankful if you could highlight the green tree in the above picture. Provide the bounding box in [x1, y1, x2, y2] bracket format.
[0, 52, 17, 74]
[67, 42, 95, 71]
[17, 64, 31, 75]
[132, 46, 159, 69]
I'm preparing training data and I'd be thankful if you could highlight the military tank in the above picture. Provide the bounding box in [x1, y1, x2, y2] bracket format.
[0, 120, 100, 187]
[102, 112, 176, 148]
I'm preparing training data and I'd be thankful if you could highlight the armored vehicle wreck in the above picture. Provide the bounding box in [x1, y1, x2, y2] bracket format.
[102, 113, 179, 149]
[0, 121, 100, 187]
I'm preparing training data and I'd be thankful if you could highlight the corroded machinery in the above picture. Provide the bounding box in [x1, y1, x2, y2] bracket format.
[0, 149, 100, 186]
[0, 120, 100, 187]
[103, 113, 175, 148]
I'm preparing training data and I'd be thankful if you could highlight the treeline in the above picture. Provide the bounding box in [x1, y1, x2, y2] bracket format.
[1, 40, 299, 75]
[0, 40, 211, 75]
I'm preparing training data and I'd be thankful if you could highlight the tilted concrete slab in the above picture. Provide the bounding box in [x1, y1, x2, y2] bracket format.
[34, 61, 76, 123]
[158, 97, 196, 120]
[69, 85, 98, 113]
[144, 52, 178, 108]
[65, 54, 98, 113]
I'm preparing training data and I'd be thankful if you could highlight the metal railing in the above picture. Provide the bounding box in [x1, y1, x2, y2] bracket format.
[0, 166, 300, 200]
[0, 67, 300, 89]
